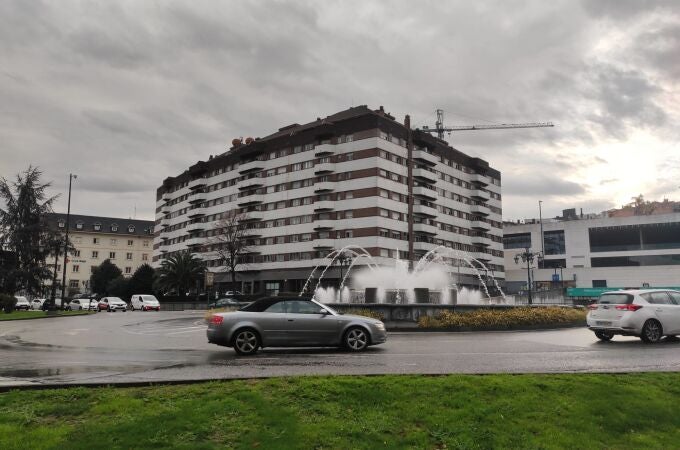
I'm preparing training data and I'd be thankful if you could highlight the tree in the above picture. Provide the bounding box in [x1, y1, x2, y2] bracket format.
[128, 264, 155, 295]
[156, 251, 205, 298]
[107, 276, 130, 300]
[90, 259, 123, 295]
[208, 212, 253, 291]
[0, 166, 60, 296]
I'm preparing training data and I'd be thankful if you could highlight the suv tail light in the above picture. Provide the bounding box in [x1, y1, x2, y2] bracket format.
[615, 304, 643, 312]
[209, 315, 224, 325]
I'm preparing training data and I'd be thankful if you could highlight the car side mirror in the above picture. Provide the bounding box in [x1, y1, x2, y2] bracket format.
[319, 308, 329, 315]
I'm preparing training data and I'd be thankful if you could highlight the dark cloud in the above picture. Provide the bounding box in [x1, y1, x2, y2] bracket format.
[0, 0, 677, 220]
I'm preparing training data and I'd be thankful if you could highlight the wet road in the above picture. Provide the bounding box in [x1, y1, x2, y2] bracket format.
[2, 311, 680, 387]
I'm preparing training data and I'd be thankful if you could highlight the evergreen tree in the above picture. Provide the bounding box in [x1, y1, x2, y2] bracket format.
[0, 166, 59, 295]
[90, 259, 123, 295]
[128, 263, 155, 295]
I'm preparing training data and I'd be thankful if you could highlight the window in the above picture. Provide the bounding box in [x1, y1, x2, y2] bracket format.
[591, 254, 680, 267]
[58, 220, 65, 228]
[69, 280, 79, 288]
[110, 239, 117, 246]
[290, 234, 300, 243]
[142, 253, 148, 261]
[75, 222, 83, 230]
[93, 223, 101, 231]
[72, 265, 79, 272]
[642, 292, 673, 305]
[345, 211, 354, 219]
[125, 267, 132, 274]
[93, 238, 99, 245]
[74, 237, 82, 244]
[111, 224, 118, 232]
[109, 252, 116, 259]
[92, 251, 98, 258]
[544, 230, 566, 255]
[127, 240, 134, 246]
[503, 233, 532, 250]
[128, 225, 135, 233]
[73, 250, 80, 257]
[668, 292, 680, 304]
[143, 240, 149, 247]
[264, 301, 286, 313]
[345, 230, 353, 238]
[592, 280, 607, 288]
[126, 253, 133, 260]
[285, 300, 323, 314]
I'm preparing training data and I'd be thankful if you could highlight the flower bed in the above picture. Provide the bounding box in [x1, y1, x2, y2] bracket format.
[418, 307, 587, 329]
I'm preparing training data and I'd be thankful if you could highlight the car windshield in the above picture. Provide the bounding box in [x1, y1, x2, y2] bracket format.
[598, 293, 633, 304]
[312, 299, 338, 315]
[142, 295, 158, 303]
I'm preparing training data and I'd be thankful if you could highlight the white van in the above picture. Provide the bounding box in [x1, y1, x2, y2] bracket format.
[130, 294, 161, 311]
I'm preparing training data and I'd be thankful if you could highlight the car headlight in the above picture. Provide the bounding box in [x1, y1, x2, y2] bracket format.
[373, 322, 385, 330]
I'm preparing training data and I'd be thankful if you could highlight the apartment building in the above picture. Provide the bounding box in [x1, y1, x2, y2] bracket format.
[503, 209, 680, 293]
[154, 105, 504, 295]
[46, 214, 154, 295]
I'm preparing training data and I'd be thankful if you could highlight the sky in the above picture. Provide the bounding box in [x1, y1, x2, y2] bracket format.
[1, 0, 678, 221]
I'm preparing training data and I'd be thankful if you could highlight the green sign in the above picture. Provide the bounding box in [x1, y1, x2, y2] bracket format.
[567, 287, 680, 298]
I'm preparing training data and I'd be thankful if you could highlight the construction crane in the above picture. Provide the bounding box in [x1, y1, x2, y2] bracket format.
[419, 109, 554, 140]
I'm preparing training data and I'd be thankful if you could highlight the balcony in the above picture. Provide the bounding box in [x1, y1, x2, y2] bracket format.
[160, 217, 170, 228]
[161, 192, 171, 202]
[414, 240, 437, 252]
[312, 200, 334, 211]
[160, 204, 171, 215]
[314, 181, 335, 192]
[474, 252, 491, 262]
[470, 173, 489, 186]
[188, 178, 206, 190]
[241, 210, 264, 221]
[187, 207, 206, 218]
[313, 239, 335, 249]
[314, 144, 334, 156]
[188, 191, 207, 204]
[314, 163, 335, 174]
[185, 222, 206, 233]
[313, 220, 335, 230]
[237, 194, 264, 206]
[470, 220, 491, 231]
[238, 160, 264, 174]
[412, 185, 437, 200]
[413, 222, 438, 235]
[471, 235, 490, 247]
[413, 202, 438, 218]
[470, 189, 490, 202]
[412, 149, 438, 166]
[470, 204, 490, 216]
[238, 177, 264, 191]
[184, 236, 205, 248]
[413, 167, 438, 184]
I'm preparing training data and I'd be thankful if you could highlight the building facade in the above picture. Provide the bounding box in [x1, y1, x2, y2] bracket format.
[154, 106, 504, 295]
[46, 214, 154, 295]
[503, 210, 680, 293]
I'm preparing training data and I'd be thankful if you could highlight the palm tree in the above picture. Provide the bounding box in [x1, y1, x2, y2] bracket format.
[157, 251, 205, 298]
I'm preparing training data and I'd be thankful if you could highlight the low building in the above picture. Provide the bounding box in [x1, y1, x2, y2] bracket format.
[153, 105, 504, 295]
[45, 213, 154, 296]
[503, 208, 680, 297]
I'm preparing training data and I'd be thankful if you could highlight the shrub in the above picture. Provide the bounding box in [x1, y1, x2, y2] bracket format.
[345, 309, 385, 321]
[0, 294, 17, 313]
[418, 307, 587, 329]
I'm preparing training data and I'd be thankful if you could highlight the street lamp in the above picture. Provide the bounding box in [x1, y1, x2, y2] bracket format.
[336, 251, 353, 288]
[60, 174, 77, 307]
[514, 247, 543, 305]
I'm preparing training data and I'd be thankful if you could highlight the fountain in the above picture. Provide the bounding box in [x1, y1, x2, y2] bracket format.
[299, 245, 507, 305]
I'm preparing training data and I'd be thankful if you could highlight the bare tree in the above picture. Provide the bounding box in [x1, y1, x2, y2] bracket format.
[208, 212, 254, 292]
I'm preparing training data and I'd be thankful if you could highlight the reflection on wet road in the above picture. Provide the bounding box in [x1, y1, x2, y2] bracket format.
[3, 311, 680, 387]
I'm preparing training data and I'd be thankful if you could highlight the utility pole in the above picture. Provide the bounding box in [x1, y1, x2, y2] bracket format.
[60, 174, 77, 307]
[538, 200, 544, 268]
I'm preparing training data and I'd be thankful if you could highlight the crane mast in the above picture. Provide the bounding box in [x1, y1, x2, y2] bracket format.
[421, 109, 554, 140]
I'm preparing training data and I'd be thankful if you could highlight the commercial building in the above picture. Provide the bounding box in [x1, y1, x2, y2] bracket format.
[503, 207, 680, 295]
[153, 105, 504, 295]
[46, 213, 155, 296]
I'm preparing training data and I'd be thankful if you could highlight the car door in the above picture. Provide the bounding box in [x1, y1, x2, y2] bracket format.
[665, 291, 680, 334]
[256, 301, 290, 346]
[647, 292, 680, 334]
[283, 300, 340, 346]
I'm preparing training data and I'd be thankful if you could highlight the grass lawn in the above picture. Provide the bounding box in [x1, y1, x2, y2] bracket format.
[2, 373, 680, 449]
[0, 310, 92, 321]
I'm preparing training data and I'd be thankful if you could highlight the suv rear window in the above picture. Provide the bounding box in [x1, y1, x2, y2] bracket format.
[598, 293, 633, 304]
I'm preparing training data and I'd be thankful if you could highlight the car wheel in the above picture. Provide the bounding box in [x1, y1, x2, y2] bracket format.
[232, 329, 260, 356]
[641, 320, 663, 343]
[344, 327, 369, 352]
[594, 330, 613, 341]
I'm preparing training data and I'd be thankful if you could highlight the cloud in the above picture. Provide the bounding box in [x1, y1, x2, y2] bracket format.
[503, 176, 587, 197]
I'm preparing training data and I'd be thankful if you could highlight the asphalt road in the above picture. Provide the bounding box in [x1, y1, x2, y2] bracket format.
[2, 311, 680, 387]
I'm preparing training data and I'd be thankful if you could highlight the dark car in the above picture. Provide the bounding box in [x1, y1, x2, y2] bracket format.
[209, 297, 241, 308]
[207, 296, 387, 355]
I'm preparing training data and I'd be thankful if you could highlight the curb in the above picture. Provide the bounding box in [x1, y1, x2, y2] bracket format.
[386, 322, 586, 332]
[0, 312, 93, 322]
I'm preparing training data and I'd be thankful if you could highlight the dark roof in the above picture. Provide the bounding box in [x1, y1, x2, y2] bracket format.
[46, 213, 154, 236]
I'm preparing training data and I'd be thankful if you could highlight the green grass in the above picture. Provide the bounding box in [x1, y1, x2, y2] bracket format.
[0, 310, 92, 321]
[1, 373, 680, 449]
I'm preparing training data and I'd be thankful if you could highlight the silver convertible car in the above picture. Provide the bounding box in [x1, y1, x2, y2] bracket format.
[207, 296, 387, 355]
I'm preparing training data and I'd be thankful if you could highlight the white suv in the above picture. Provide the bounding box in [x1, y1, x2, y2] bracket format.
[130, 294, 161, 311]
[587, 289, 680, 343]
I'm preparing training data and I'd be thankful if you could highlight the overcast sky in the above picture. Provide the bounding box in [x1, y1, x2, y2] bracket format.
[1, 0, 678, 221]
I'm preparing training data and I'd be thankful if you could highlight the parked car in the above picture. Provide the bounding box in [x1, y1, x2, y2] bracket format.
[130, 294, 161, 311]
[67, 299, 92, 311]
[14, 296, 31, 311]
[39, 298, 64, 310]
[98, 297, 127, 312]
[209, 297, 240, 308]
[587, 289, 680, 343]
[207, 296, 387, 355]
[32, 299, 46, 310]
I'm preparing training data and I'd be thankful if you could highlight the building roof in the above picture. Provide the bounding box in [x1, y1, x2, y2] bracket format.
[46, 213, 154, 236]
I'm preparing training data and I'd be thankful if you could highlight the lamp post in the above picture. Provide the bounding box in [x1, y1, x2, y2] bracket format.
[538, 200, 544, 268]
[336, 251, 353, 289]
[60, 174, 77, 307]
[514, 247, 543, 305]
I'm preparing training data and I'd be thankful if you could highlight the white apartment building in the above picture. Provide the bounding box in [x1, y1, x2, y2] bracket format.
[153, 105, 504, 295]
[46, 214, 154, 295]
[504, 210, 680, 294]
